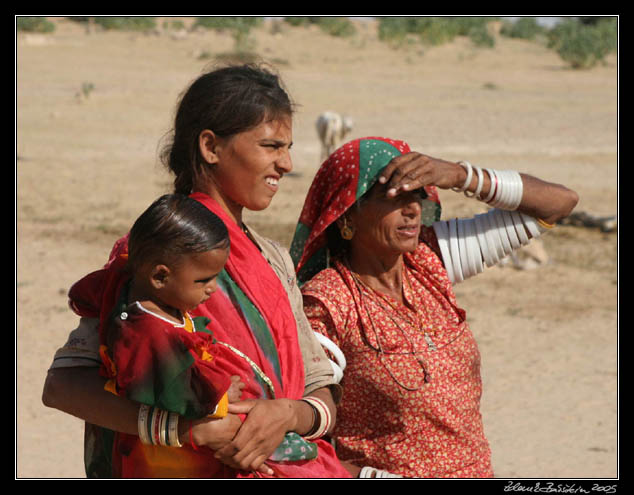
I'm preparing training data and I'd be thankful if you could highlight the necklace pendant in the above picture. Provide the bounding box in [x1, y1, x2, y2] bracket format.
[424, 332, 437, 351]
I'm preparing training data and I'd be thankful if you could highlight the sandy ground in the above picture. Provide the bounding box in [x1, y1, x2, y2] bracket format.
[16, 18, 618, 479]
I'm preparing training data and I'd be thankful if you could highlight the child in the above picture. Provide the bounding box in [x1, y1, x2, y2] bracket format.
[68, 194, 244, 477]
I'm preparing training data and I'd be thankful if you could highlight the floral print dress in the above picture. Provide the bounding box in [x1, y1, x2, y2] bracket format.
[302, 239, 493, 478]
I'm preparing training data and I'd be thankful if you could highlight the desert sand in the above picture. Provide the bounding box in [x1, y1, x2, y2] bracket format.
[16, 18, 618, 479]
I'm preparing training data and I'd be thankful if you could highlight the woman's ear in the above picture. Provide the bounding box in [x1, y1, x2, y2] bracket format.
[336, 214, 356, 241]
[336, 213, 355, 230]
[150, 264, 171, 289]
[199, 129, 221, 165]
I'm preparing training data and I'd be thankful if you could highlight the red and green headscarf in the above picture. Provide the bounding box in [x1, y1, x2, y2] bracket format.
[291, 137, 442, 285]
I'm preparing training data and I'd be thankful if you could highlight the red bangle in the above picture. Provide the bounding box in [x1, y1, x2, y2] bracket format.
[189, 421, 199, 450]
[152, 408, 162, 445]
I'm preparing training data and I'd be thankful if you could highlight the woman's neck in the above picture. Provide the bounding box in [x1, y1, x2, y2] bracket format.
[192, 186, 257, 246]
[193, 185, 243, 226]
[347, 250, 405, 302]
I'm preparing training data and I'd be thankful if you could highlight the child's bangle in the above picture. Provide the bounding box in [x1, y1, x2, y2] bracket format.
[138, 405, 183, 447]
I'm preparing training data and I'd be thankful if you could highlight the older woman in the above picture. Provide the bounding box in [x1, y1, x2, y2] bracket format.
[42, 64, 352, 478]
[290, 137, 578, 478]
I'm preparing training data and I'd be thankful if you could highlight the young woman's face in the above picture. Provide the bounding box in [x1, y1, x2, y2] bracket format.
[202, 116, 293, 223]
[347, 184, 424, 259]
[160, 247, 229, 313]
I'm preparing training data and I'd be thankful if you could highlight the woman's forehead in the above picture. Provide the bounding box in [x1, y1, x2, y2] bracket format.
[364, 180, 390, 198]
[363, 181, 427, 201]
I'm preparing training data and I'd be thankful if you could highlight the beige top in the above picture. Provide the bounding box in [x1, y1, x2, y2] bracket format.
[50, 226, 341, 401]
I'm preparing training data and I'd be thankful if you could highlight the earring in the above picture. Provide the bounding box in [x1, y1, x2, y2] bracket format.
[340, 218, 354, 240]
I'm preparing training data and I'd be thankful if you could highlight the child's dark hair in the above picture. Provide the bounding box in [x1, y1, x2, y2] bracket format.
[127, 194, 229, 271]
[160, 63, 296, 195]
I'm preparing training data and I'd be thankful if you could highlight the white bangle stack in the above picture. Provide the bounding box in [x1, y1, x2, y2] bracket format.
[454, 162, 524, 211]
[433, 209, 551, 284]
[138, 404, 183, 447]
[487, 169, 524, 211]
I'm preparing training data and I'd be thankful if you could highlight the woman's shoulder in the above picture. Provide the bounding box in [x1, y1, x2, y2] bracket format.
[301, 265, 355, 311]
[244, 226, 285, 257]
[245, 226, 297, 282]
[302, 266, 357, 333]
[302, 266, 345, 291]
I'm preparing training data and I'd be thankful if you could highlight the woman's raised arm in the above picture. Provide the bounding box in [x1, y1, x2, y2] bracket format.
[378, 152, 579, 224]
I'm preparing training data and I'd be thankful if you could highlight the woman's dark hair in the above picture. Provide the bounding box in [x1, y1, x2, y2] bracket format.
[160, 63, 295, 195]
[127, 194, 230, 271]
[326, 223, 348, 261]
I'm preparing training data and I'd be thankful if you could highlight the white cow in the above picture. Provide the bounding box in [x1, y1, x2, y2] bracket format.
[316, 111, 354, 162]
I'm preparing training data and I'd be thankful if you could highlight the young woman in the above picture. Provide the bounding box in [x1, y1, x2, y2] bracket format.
[43, 64, 351, 478]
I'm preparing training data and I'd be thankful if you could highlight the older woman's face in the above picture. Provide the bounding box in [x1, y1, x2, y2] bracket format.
[348, 183, 423, 257]
[203, 116, 293, 222]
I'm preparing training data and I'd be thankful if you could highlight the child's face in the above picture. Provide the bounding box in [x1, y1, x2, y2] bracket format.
[160, 247, 229, 312]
